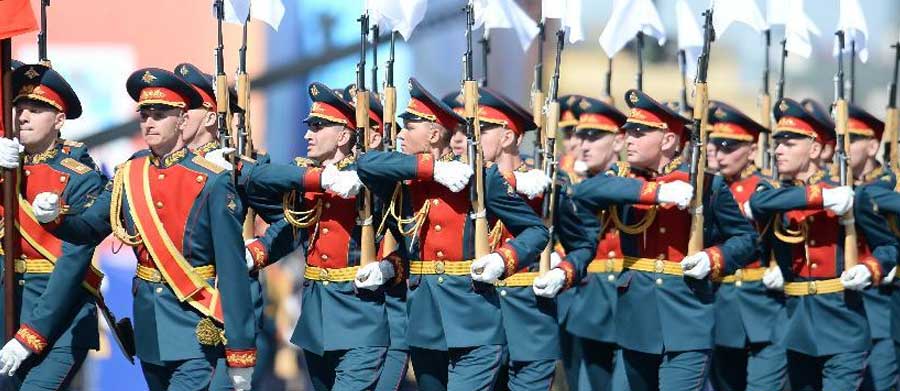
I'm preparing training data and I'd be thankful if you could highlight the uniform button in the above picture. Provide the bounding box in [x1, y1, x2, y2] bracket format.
[322, 281, 330, 286]
[736, 185, 744, 193]
[505, 238, 511, 243]
[325, 202, 332, 209]
[657, 254, 665, 260]
[432, 199, 440, 206]
[17, 280, 24, 286]
[808, 216, 815, 222]
[155, 201, 163, 209]
[196, 175, 204, 183]
[435, 225, 442, 232]
[19, 254, 26, 260]
[607, 251, 616, 258]
[321, 254, 329, 261]
[659, 227, 666, 234]
[158, 174, 165, 180]
[322, 228, 329, 234]
[436, 251, 444, 258]
[437, 276, 444, 284]
[155, 287, 163, 294]
[811, 263, 818, 269]
[500, 289, 507, 297]
[607, 274, 616, 282]
[655, 278, 663, 286]
[59, 176, 67, 182]
[809, 240, 816, 246]
[735, 281, 743, 288]
[23, 170, 30, 176]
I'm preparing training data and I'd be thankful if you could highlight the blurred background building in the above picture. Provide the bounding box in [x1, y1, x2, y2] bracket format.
[8, 0, 900, 389]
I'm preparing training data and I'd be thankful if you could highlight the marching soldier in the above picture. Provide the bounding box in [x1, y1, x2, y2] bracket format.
[440, 92, 468, 157]
[0, 64, 106, 390]
[557, 94, 587, 179]
[24, 68, 258, 391]
[468, 87, 595, 391]
[573, 89, 758, 390]
[559, 96, 630, 391]
[705, 101, 788, 391]
[357, 78, 549, 390]
[801, 98, 837, 171]
[747, 98, 893, 390]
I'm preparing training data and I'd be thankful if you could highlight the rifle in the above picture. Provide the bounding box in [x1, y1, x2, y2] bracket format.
[356, 12, 376, 267]
[758, 29, 771, 171]
[379, 30, 400, 255]
[371, 24, 379, 95]
[235, 7, 256, 240]
[885, 40, 900, 172]
[677, 49, 690, 117]
[480, 32, 490, 87]
[848, 40, 856, 103]
[532, 20, 545, 168]
[38, 0, 50, 67]
[771, 39, 787, 178]
[603, 57, 614, 105]
[687, 9, 714, 255]
[213, 0, 234, 176]
[464, 1, 490, 260]
[833, 31, 858, 269]
[539, 29, 565, 275]
[1, 39, 19, 341]
[635, 32, 644, 91]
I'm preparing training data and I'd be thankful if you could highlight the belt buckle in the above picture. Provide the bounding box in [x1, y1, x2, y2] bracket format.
[434, 261, 445, 274]
[735, 269, 744, 282]
[654, 260, 665, 274]
[319, 268, 330, 281]
[14, 260, 24, 273]
[150, 268, 162, 283]
[808, 281, 817, 295]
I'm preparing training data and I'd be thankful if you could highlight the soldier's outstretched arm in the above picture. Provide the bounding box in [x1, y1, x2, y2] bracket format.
[855, 187, 899, 282]
[485, 166, 549, 274]
[707, 178, 761, 277]
[555, 178, 601, 284]
[357, 151, 436, 198]
[749, 182, 822, 217]
[243, 162, 327, 201]
[573, 172, 661, 210]
[246, 217, 301, 272]
[862, 184, 900, 215]
[209, 174, 257, 368]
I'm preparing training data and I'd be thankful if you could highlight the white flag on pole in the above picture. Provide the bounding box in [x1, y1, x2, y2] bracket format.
[784, 0, 818, 58]
[367, 0, 428, 41]
[713, 0, 767, 37]
[676, 0, 703, 79]
[834, 0, 868, 62]
[598, 0, 666, 58]
[542, 0, 584, 44]
[221, 0, 285, 31]
[474, 0, 539, 51]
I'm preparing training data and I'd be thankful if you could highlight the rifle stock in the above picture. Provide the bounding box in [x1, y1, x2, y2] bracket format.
[356, 13, 376, 267]
[833, 31, 857, 269]
[687, 9, 714, 255]
[464, 79, 490, 258]
[539, 101, 560, 274]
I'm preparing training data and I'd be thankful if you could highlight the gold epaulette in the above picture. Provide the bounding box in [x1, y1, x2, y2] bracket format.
[59, 157, 91, 175]
[616, 162, 631, 177]
[62, 139, 84, 148]
[192, 156, 226, 174]
[293, 157, 316, 168]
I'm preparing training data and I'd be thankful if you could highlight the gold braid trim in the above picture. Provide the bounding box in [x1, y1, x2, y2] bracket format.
[384, 184, 432, 238]
[110, 168, 142, 246]
[609, 205, 657, 235]
[488, 220, 505, 251]
[773, 215, 806, 244]
[282, 191, 322, 228]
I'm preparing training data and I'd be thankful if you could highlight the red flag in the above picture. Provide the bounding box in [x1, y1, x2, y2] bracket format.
[0, 0, 38, 40]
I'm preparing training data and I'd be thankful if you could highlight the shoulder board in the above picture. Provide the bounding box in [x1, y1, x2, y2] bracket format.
[192, 155, 226, 174]
[62, 139, 84, 148]
[293, 157, 316, 168]
[616, 162, 630, 177]
[59, 157, 91, 175]
[485, 161, 496, 168]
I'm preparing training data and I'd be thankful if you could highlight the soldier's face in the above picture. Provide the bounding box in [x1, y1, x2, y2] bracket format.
[624, 128, 664, 169]
[367, 125, 384, 150]
[562, 130, 579, 154]
[579, 132, 622, 173]
[818, 142, 835, 166]
[139, 107, 186, 153]
[182, 108, 213, 144]
[399, 120, 442, 155]
[450, 126, 467, 156]
[304, 123, 346, 161]
[480, 125, 512, 162]
[14, 101, 64, 150]
[774, 137, 819, 176]
[705, 142, 719, 172]
[714, 142, 755, 178]
[848, 137, 879, 178]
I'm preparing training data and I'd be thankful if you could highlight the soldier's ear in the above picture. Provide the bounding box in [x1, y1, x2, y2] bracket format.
[368, 129, 383, 149]
[808, 140, 822, 160]
[52, 111, 65, 131]
[202, 110, 217, 128]
[612, 133, 625, 152]
[660, 131, 679, 155]
[865, 138, 880, 158]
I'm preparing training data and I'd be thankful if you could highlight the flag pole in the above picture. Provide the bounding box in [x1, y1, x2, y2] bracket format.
[1, 38, 19, 341]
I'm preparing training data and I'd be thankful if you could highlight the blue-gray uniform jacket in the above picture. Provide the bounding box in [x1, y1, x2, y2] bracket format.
[714, 167, 786, 348]
[574, 159, 758, 354]
[43, 148, 258, 368]
[0, 141, 104, 355]
[855, 168, 900, 345]
[241, 155, 393, 356]
[357, 151, 549, 350]
[750, 170, 896, 356]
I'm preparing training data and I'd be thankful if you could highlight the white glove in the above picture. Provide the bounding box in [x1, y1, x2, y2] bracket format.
[244, 239, 256, 271]
[0, 137, 23, 169]
[550, 251, 562, 269]
[573, 159, 589, 176]
[823, 186, 854, 216]
[513, 169, 551, 199]
[841, 264, 872, 291]
[204, 147, 235, 171]
[885, 266, 897, 285]
[355, 260, 396, 290]
[0, 339, 30, 376]
[681, 251, 711, 279]
[533, 268, 567, 298]
[470, 253, 506, 283]
[762, 266, 784, 291]
[228, 367, 254, 391]
[32, 192, 60, 223]
[434, 160, 473, 193]
[321, 165, 362, 199]
[657, 181, 694, 210]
